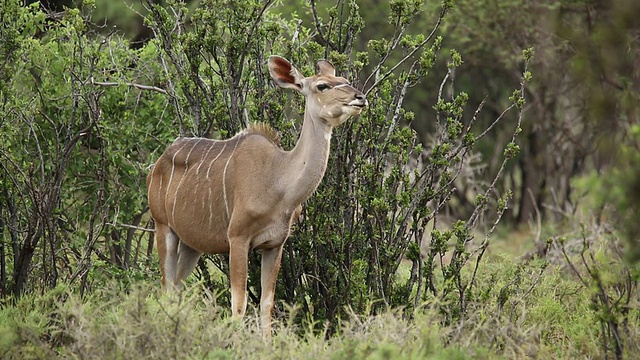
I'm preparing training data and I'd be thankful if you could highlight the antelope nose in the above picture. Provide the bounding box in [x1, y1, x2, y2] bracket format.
[355, 93, 368, 107]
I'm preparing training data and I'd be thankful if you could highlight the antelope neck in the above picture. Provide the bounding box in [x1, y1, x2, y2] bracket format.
[283, 107, 333, 204]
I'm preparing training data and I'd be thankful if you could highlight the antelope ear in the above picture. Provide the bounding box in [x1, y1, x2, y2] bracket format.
[268, 55, 304, 91]
[316, 60, 335, 77]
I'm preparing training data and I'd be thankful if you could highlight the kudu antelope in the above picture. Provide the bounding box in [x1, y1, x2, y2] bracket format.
[146, 56, 367, 338]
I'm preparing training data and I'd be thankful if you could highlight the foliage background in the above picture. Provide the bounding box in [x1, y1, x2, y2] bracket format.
[1, 0, 639, 358]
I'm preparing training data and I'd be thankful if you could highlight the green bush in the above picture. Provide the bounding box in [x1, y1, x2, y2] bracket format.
[1, 0, 529, 324]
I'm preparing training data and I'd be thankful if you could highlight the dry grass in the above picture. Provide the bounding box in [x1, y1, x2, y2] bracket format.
[0, 281, 504, 359]
[2, 221, 639, 360]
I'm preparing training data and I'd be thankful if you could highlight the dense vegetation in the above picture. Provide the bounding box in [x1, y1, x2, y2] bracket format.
[1, 0, 639, 358]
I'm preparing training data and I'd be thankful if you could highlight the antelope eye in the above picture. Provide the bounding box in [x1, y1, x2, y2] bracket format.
[317, 83, 330, 92]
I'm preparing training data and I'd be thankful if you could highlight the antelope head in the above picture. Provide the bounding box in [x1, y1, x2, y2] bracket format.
[268, 56, 368, 128]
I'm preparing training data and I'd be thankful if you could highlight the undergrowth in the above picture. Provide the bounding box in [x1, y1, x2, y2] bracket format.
[3, 232, 637, 360]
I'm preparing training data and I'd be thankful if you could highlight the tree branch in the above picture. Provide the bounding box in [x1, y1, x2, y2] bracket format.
[91, 78, 167, 94]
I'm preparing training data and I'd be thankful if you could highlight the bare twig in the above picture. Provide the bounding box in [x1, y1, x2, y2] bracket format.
[476, 103, 517, 141]
[291, 19, 303, 44]
[465, 97, 487, 133]
[310, 0, 337, 51]
[365, 6, 446, 96]
[362, 20, 407, 89]
[385, 61, 417, 142]
[91, 78, 167, 94]
[107, 222, 155, 233]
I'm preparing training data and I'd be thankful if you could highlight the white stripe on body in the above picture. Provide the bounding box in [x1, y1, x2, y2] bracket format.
[206, 143, 228, 180]
[197, 142, 217, 214]
[164, 139, 187, 227]
[196, 141, 217, 175]
[171, 139, 202, 220]
[167, 141, 189, 205]
[222, 137, 241, 220]
[208, 187, 213, 228]
[147, 161, 157, 200]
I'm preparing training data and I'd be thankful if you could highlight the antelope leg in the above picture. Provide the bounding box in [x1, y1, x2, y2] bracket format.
[175, 240, 202, 289]
[260, 245, 284, 340]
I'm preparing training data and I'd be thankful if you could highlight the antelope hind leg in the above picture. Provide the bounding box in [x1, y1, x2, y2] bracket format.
[163, 227, 179, 291]
[154, 223, 179, 290]
[175, 240, 202, 290]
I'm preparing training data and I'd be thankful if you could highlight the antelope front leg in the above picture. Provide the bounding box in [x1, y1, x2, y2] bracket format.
[229, 239, 250, 318]
[260, 245, 284, 340]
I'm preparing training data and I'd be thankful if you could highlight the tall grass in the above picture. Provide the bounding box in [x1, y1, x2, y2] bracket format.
[3, 234, 636, 360]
